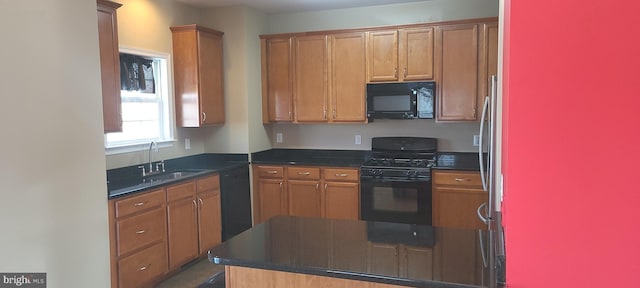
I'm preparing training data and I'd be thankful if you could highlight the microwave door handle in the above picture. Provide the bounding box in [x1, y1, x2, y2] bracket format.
[479, 96, 490, 192]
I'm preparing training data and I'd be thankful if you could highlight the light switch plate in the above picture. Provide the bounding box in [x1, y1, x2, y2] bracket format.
[355, 135, 361, 145]
[185, 138, 191, 150]
[473, 135, 480, 146]
[276, 133, 283, 143]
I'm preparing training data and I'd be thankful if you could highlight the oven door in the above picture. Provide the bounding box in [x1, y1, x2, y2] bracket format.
[360, 176, 432, 225]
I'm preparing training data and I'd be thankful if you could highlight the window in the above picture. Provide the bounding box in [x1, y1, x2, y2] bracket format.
[105, 48, 174, 154]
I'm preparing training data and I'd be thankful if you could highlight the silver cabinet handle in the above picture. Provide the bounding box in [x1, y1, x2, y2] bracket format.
[455, 178, 469, 182]
[324, 183, 328, 190]
[315, 183, 319, 190]
[266, 170, 278, 174]
[279, 182, 283, 189]
[133, 201, 147, 207]
[198, 198, 204, 206]
[297, 171, 311, 175]
[138, 264, 151, 271]
[288, 111, 292, 120]
[135, 230, 146, 234]
[202, 111, 207, 122]
[403, 67, 407, 78]
[335, 173, 349, 177]
[394, 67, 398, 78]
[323, 109, 327, 120]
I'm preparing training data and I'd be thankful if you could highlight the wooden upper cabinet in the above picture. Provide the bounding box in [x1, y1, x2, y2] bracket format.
[480, 22, 499, 99]
[171, 25, 225, 127]
[367, 27, 434, 82]
[367, 30, 399, 82]
[330, 32, 367, 122]
[97, 0, 122, 133]
[294, 35, 329, 122]
[262, 37, 293, 123]
[435, 23, 480, 121]
[399, 27, 434, 81]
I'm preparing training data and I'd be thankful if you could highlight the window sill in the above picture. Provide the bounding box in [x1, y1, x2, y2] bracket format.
[105, 139, 176, 155]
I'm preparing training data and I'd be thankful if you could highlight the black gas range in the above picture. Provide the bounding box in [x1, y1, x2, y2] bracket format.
[360, 137, 437, 225]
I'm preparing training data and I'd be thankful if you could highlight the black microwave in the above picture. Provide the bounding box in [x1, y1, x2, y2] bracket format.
[366, 81, 435, 121]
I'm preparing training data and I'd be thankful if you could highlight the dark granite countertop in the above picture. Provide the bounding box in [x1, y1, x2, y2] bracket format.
[251, 149, 482, 172]
[208, 216, 489, 288]
[251, 148, 370, 167]
[107, 153, 249, 199]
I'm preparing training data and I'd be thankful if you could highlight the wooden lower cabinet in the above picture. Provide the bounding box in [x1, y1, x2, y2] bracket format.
[117, 242, 167, 288]
[253, 165, 359, 224]
[226, 266, 407, 288]
[167, 194, 199, 270]
[432, 170, 487, 230]
[432, 229, 484, 286]
[109, 174, 221, 288]
[368, 242, 434, 281]
[287, 179, 322, 218]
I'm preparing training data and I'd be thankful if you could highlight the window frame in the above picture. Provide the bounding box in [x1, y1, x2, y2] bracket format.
[105, 46, 176, 155]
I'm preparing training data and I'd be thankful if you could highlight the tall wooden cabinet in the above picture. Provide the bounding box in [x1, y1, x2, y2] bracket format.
[171, 25, 225, 127]
[330, 32, 367, 122]
[97, 0, 122, 133]
[196, 175, 222, 255]
[261, 37, 294, 122]
[166, 181, 199, 270]
[294, 35, 329, 122]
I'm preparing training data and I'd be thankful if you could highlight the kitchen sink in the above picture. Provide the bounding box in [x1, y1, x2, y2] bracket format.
[142, 170, 203, 183]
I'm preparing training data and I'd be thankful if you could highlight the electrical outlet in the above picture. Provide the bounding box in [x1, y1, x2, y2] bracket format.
[185, 138, 191, 150]
[473, 135, 480, 146]
[276, 133, 283, 143]
[355, 135, 361, 145]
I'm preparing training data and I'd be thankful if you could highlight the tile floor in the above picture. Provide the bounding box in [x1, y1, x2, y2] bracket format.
[156, 258, 224, 288]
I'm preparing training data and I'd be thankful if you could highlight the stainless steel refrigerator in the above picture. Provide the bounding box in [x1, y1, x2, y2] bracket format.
[478, 75, 506, 287]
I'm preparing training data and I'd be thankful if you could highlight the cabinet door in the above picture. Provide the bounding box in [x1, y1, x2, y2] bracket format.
[97, 1, 122, 133]
[287, 180, 322, 218]
[263, 37, 293, 122]
[480, 22, 499, 100]
[433, 187, 487, 229]
[197, 190, 221, 255]
[434, 229, 483, 285]
[198, 30, 225, 125]
[324, 182, 359, 220]
[330, 32, 366, 122]
[257, 178, 286, 224]
[330, 220, 367, 271]
[368, 242, 399, 276]
[399, 27, 434, 81]
[367, 30, 399, 82]
[294, 35, 328, 122]
[401, 245, 434, 281]
[167, 197, 198, 269]
[435, 24, 479, 121]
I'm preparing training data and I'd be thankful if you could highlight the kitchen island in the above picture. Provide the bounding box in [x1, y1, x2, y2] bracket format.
[208, 216, 489, 288]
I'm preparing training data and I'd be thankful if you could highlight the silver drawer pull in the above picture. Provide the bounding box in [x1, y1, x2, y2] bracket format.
[298, 172, 311, 175]
[135, 230, 146, 234]
[335, 173, 349, 177]
[266, 170, 278, 174]
[455, 178, 470, 182]
[138, 264, 151, 271]
[133, 201, 147, 207]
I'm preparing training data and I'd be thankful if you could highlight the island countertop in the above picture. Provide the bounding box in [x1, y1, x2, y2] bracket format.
[208, 216, 490, 288]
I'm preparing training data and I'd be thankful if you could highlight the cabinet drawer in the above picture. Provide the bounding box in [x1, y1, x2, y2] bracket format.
[114, 189, 165, 219]
[166, 181, 196, 202]
[323, 168, 359, 182]
[118, 242, 167, 288]
[256, 166, 284, 178]
[196, 174, 220, 192]
[287, 166, 321, 180]
[433, 171, 482, 187]
[116, 208, 165, 256]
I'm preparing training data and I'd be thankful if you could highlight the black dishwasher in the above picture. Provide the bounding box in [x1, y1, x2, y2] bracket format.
[220, 165, 252, 241]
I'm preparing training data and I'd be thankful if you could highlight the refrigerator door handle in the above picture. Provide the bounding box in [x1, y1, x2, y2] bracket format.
[477, 202, 489, 224]
[479, 96, 490, 192]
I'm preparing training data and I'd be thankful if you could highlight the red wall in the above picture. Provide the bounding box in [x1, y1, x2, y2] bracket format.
[502, 1, 640, 287]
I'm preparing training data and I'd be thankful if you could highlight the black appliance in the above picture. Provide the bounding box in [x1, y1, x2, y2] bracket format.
[220, 165, 252, 241]
[360, 137, 437, 225]
[366, 81, 435, 121]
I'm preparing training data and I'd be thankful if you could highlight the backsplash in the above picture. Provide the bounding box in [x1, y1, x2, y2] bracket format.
[270, 120, 480, 152]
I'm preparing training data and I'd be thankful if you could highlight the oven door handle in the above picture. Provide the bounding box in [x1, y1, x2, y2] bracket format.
[361, 176, 430, 183]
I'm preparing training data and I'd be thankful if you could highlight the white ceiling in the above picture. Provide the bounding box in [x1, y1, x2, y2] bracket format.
[175, 0, 431, 14]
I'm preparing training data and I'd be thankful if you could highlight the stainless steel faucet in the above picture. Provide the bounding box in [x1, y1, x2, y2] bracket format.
[148, 141, 158, 173]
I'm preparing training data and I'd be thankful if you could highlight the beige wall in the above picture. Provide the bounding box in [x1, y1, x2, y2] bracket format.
[0, 1, 110, 287]
[265, 0, 498, 152]
[106, 0, 211, 169]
